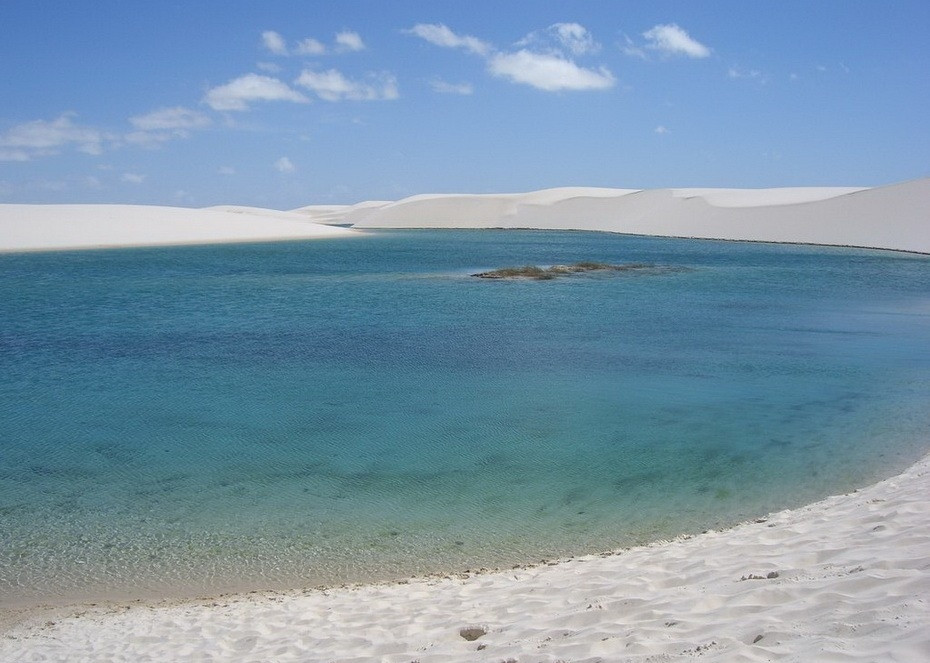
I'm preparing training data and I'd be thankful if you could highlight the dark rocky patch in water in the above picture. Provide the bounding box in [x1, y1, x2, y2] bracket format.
[471, 262, 682, 279]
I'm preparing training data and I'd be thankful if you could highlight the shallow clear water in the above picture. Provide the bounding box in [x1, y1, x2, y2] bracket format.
[1, 230, 929, 607]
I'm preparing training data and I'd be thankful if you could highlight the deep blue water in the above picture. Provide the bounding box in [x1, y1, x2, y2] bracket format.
[1, 230, 929, 606]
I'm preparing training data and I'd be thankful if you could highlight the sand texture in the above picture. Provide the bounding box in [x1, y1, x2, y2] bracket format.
[2, 454, 928, 662]
[0, 204, 356, 252]
[341, 179, 930, 254]
[3, 179, 927, 254]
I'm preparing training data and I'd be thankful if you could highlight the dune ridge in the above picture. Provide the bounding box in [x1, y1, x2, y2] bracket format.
[323, 178, 928, 254]
[0, 204, 356, 253]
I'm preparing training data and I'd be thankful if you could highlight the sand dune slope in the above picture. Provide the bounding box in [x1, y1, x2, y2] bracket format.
[3, 455, 928, 662]
[351, 179, 930, 253]
[0, 204, 356, 252]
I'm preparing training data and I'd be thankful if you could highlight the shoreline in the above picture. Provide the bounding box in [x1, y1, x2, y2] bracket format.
[3, 451, 928, 660]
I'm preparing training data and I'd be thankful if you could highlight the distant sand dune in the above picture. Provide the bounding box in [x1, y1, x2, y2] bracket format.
[0, 204, 356, 252]
[339, 179, 929, 254]
[3, 178, 927, 254]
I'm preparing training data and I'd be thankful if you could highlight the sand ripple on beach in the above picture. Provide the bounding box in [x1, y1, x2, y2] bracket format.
[3, 456, 929, 662]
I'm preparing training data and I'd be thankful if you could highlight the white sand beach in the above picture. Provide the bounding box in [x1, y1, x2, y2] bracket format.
[2, 455, 928, 661]
[0, 204, 356, 253]
[2, 180, 929, 660]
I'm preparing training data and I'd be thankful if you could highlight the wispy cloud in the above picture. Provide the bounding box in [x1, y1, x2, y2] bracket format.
[406, 23, 491, 56]
[430, 79, 474, 95]
[408, 23, 614, 93]
[489, 50, 614, 91]
[335, 31, 365, 52]
[260, 30, 365, 57]
[654, 125, 670, 135]
[274, 156, 295, 173]
[124, 106, 210, 148]
[548, 23, 600, 56]
[642, 24, 711, 58]
[261, 30, 289, 56]
[203, 74, 309, 111]
[727, 66, 764, 82]
[121, 172, 146, 184]
[0, 149, 30, 162]
[129, 106, 211, 131]
[295, 38, 326, 56]
[620, 35, 647, 60]
[295, 69, 398, 102]
[0, 113, 110, 160]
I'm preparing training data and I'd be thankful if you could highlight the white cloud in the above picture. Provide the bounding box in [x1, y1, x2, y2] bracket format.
[218, 166, 236, 176]
[0, 149, 30, 161]
[0, 113, 108, 159]
[203, 73, 309, 111]
[256, 61, 282, 73]
[488, 50, 614, 91]
[121, 172, 145, 184]
[296, 69, 398, 101]
[262, 30, 288, 55]
[130, 106, 211, 131]
[274, 156, 295, 173]
[643, 24, 711, 58]
[549, 23, 599, 56]
[335, 31, 365, 52]
[406, 23, 490, 56]
[296, 37, 326, 55]
[410, 23, 613, 94]
[430, 79, 474, 95]
[654, 125, 670, 135]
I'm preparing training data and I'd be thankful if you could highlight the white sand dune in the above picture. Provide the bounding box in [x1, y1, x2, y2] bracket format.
[3, 455, 928, 661]
[3, 179, 926, 254]
[346, 179, 930, 254]
[0, 204, 356, 252]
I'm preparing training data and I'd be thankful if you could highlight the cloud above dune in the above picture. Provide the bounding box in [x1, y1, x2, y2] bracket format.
[261, 30, 289, 56]
[203, 74, 309, 111]
[295, 37, 326, 55]
[295, 69, 398, 101]
[0, 113, 110, 159]
[430, 79, 474, 95]
[406, 23, 491, 56]
[259, 30, 366, 57]
[274, 156, 295, 173]
[335, 31, 365, 52]
[407, 22, 614, 92]
[489, 50, 614, 91]
[129, 106, 211, 131]
[550, 22, 600, 55]
[518, 23, 600, 56]
[642, 24, 711, 58]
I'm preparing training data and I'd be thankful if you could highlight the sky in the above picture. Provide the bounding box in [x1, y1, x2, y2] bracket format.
[1, 1, 928, 209]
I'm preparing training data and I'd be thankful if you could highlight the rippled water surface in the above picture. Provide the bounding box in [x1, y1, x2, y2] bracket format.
[2, 230, 929, 606]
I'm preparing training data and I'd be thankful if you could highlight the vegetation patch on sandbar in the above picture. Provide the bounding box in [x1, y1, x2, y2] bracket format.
[471, 261, 671, 280]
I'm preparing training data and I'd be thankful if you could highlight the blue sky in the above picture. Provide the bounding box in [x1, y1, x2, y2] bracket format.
[1, 1, 927, 208]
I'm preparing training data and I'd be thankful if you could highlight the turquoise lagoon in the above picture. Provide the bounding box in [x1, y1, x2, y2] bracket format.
[1, 230, 929, 606]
